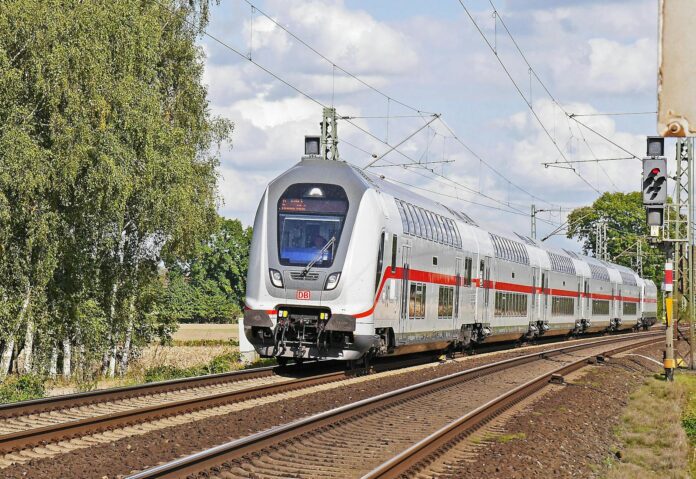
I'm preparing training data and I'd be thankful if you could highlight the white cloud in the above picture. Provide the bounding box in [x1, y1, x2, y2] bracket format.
[586, 38, 654, 93]
[202, 0, 658, 248]
[255, 0, 419, 75]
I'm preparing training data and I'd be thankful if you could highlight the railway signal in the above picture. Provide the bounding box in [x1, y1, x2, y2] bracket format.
[642, 137, 667, 228]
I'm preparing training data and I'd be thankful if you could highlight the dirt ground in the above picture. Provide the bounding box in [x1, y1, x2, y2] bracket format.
[435, 343, 672, 478]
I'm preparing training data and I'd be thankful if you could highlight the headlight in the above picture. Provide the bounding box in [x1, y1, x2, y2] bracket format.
[324, 272, 341, 290]
[269, 268, 284, 288]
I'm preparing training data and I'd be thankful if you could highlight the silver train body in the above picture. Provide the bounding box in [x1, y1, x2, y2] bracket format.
[244, 159, 658, 362]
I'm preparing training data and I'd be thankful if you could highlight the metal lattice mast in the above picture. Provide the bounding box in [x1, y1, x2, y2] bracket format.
[636, 241, 643, 277]
[531, 204, 537, 240]
[320, 107, 339, 161]
[595, 219, 608, 262]
[664, 138, 694, 369]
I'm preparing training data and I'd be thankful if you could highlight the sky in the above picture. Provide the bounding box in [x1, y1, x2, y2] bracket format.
[201, 0, 664, 252]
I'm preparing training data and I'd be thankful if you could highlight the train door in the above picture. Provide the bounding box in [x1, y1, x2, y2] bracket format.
[584, 280, 590, 319]
[531, 267, 539, 323]
[454, 257, 463, 331]
[612, 284, 617, 318]
[479, 257, 492, 324]
[399, 245, 411, 337]
[541, 271, 549, 323]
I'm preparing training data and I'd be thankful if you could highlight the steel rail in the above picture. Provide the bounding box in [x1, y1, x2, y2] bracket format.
[0, 365, 278, 419]
[361, 337, 661, 479]
[125, 332, 659, 479]
[0, 369, 348, 454]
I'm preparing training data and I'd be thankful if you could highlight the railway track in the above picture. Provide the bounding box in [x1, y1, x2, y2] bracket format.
[0, 330, 652, 460]
[0, 362, 351, 455]
[124, 332, 660, 479]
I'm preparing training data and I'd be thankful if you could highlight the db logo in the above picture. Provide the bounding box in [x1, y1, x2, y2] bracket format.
[296, 290, 311, 300]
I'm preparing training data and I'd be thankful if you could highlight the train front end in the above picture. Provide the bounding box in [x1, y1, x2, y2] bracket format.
[243, 159, 381, 363]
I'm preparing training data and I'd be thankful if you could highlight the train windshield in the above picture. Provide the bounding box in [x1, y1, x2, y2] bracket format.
[277, 184, 349, 267]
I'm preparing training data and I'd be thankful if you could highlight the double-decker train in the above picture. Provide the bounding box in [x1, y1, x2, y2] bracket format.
[243, 157, 658, 365]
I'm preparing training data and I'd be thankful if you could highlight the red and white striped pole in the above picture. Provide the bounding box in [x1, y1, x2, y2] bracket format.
[664, 260, 675, 381]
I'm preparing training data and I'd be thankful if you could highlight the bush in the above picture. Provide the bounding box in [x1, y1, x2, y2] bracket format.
[0, 374, 46, 403]
[202, 350, 242, 375]
[143, 365, 196, 383]
[143, 350, 242, 383]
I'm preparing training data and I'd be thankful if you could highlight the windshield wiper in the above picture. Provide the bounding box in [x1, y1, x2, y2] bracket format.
[302, 236, 335, 277]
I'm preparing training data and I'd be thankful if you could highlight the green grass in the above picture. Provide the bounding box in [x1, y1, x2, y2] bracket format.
[494, 432, 526, 443]
[680, 374, 696, 477]
[0, 374, 46, 403]
[144, 350, 242, 383]
[170, 338, 239, 347]
[605, 374, 694, 479]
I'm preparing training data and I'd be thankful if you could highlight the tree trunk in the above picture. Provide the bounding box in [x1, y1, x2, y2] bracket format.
[101, 333, 111, 376]
[79, 343, 85, 376]
[1, 286, 32, 379]
[119, 297, 135, 375]
[48, 346, 58, 379]
[62, 337, 72, 379]
[20, 317, 34, 374]
[108, 344, 117, 378]
[0, 338, 15, 381]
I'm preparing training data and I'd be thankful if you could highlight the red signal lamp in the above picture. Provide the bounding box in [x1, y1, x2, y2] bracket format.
[651, 168, 660, 175]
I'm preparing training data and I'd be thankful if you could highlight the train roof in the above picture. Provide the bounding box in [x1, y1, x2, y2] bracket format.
[284, 159, 642, 282]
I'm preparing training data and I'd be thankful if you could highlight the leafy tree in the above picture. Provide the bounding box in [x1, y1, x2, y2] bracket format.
[0, 0, 231, 379]
[566, 192, 664, 287]
[163, 217, 252, 323]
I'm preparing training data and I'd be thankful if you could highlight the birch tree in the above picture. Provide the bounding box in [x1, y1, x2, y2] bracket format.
[0, 0, 231, 380]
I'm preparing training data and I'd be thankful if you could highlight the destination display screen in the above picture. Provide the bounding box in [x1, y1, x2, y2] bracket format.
[279, 198, 348, 214]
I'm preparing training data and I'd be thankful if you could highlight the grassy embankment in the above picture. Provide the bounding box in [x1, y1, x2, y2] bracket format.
[606, 372, 696, 478]
[1, 323, 271, 403]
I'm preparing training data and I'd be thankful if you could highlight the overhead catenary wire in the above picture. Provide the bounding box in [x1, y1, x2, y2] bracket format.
[570, 111, 657, 117]
[456, 0, 601, 194]
[239, 0, 565, 211]
[239, 0, 435, 115]
[483, 0, 642, 163]
[436, 116, 560, 209]
[159, 0, 570, 226]
[374, 174, 558, 226]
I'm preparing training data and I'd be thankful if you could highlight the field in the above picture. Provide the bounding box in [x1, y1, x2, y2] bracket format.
[172, 323, 239, 343]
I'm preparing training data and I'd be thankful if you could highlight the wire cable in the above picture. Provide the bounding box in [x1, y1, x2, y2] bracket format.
[457, 0, 601, 194]
[240, 0, 564, 210]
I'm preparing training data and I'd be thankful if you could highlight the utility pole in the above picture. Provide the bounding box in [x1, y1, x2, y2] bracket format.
[645, 136, 693, 376]
[665, 138, 695, 370]
[531, 204, 537, 240]
[320, 107, 339, 161]
[665, 259, 675, 380]
[594, 219, 608, 262]
[636, 241, 643, 277]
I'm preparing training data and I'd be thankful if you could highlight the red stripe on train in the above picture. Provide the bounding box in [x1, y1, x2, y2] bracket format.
[353, 267, 642, 318]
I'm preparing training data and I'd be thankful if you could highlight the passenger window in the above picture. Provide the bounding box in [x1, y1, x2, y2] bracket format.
[433, 213, 443, 243]
[396, 201, 409, 234]
[418, 208, 432, 240]
[438, 216, 451, 245]
[425, 211, 438, 242]
[406, 204, 421, 237]
[400, 202, 413, 235]
[391, 234, 397, 273]
[374, 232, 385, 293]
[452, 220, 462, 247]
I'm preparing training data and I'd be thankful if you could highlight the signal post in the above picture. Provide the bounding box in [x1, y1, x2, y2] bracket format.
[642, 137, 682, 380]
[664, 260, 675, 380]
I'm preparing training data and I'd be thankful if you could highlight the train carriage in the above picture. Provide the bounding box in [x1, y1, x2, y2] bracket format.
[243, 158, 658, 364]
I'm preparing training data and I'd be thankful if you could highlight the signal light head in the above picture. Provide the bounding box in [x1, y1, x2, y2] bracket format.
[651, 168, 660, 175]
